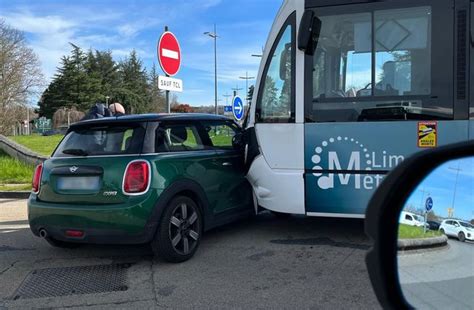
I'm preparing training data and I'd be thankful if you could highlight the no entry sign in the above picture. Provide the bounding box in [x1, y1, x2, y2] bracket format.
[157, 31, 181, 76]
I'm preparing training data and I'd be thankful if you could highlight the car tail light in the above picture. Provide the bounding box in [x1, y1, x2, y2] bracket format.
[32, 163, 43, 193]
[123, 161, 150, 194]
[65, 230, 84, 238]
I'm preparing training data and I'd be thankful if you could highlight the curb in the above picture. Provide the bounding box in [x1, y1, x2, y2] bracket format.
[398, 235, 448, 251]
[0, 191, 30, 199]
[0, 134, 49, 166]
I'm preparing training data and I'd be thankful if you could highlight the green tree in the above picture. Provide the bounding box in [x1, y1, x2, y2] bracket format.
[115, 50, 149, 113]
[148, 62, 166, 112]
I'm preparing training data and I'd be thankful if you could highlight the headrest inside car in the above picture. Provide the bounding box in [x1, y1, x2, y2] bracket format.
[170, 126, 188, 143]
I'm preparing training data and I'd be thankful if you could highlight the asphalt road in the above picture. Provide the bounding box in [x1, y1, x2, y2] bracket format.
[398, 239, 474, 310]
[0, 199, 380, 309]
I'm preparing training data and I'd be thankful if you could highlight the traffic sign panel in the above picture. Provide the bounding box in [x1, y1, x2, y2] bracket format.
[224, 106, 232, 112]
[232, 96, 244, 121]
[158, 75, 183, 92]
[157, 31, 181, 76]
[425, 197, 433, 212]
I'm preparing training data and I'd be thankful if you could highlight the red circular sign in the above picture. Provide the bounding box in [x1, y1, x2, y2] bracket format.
[157, 31, 181, 76]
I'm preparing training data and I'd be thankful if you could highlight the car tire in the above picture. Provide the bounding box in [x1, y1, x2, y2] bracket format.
[151, 195, 202, 263]
[458, 232, 466, 242]
[45, 236, 81, 248]
[440, 228, 445, 235]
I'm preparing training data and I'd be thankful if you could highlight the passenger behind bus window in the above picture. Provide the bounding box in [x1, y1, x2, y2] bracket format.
[375, 61, 399, 96]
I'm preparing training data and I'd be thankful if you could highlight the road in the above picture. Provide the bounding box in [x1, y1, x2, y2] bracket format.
[0, 199, 380, 309]
[398, 239, 474, 309]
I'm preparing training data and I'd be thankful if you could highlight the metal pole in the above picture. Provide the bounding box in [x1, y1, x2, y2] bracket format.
[165, 26, 171, 114]
[26, 107, 30, 135]
[214, 24, 218, 115]
[449, 163, 461, 218]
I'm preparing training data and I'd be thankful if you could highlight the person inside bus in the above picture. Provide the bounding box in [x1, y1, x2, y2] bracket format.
[375, 61, 399, 96]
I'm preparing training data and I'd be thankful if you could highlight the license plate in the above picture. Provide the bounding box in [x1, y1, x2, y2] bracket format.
[57, 176, 100, 191]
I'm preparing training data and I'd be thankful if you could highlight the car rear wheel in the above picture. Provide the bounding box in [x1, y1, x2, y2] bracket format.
[458, 232, 466, 242]
[440, 228, 445, 235]
[45, 236, 81, 248]
[151, 196, 202, 263]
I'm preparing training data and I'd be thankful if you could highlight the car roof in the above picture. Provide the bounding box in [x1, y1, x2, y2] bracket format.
[70, 113, 232, 129]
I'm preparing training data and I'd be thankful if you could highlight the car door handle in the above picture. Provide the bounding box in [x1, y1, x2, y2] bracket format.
[222, 162, 232, 166]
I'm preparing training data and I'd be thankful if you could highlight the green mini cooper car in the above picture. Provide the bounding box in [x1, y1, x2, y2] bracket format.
[28, 114, 254, 262]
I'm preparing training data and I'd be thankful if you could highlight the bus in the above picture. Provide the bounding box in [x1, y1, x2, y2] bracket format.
[244, 0, 473, 218]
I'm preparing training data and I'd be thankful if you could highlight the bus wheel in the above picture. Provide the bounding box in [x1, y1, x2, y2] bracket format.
[271, 211, 291, 219]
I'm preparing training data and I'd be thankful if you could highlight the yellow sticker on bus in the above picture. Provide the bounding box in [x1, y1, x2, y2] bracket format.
[418, 121, 437, 148]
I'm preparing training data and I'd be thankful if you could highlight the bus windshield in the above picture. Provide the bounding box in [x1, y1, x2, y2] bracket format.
[308, 4, 454, 122]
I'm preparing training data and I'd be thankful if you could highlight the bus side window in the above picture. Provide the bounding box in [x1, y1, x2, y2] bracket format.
[256, 13, 295, 123]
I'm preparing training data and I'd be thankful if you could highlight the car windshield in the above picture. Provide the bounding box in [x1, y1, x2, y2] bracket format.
[459, 222, 474, 228]
[53, 124, 146, 157]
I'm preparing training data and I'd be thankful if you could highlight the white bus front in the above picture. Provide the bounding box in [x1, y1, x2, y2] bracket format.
[245, 0, 473, 217]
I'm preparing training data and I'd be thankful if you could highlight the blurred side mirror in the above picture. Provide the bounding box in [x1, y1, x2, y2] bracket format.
[297, 10, 321, 55]
[279, 43, 291, 81]
[232, 132, 244, 150]
[365, 141, 474, 309]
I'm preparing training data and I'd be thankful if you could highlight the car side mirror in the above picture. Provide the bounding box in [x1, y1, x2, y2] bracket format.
[365, 141, 474, 309]
[279, 43, 291, 80]
[232, 132, 244, 150]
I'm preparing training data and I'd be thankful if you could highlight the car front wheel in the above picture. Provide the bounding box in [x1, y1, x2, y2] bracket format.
[458, 232, 466, 242]
[151, 196, 202, 263]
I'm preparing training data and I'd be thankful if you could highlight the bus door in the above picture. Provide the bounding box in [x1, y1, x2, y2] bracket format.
[303, 0, 471, 217]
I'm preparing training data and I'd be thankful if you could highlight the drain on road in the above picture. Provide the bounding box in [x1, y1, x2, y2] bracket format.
[11, 263, 131, 300]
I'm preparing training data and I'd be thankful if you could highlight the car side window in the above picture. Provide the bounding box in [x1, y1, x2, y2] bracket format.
[405, 215, 412, 221]
[156, 123, 205, 152]
[200, 121, 239, 150]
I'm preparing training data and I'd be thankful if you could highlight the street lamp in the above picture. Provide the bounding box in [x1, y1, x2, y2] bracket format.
[204, 24, 219, 115]
[448, 163, 462, 218]
[222, 93, 232, 105]
[239, 71, 255, 105]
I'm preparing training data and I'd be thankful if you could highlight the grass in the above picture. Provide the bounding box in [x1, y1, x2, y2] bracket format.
[9, 134, 63, 156]
[398, 224, 442, 239]
[0, 150, 35, 185]
[0, 184, 31, 191]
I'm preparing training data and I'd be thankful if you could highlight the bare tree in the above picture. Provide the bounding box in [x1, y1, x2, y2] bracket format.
[0, 19, 44, 134]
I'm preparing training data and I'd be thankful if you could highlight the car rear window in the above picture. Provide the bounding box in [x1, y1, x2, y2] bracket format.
[53, 124, 146, 157]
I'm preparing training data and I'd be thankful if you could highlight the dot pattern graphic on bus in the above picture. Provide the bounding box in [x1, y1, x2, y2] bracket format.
[311, 136, 374, 190]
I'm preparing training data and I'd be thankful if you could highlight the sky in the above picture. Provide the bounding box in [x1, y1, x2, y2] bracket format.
[0, 0, 282, 107]
[404, 157, 474, 222]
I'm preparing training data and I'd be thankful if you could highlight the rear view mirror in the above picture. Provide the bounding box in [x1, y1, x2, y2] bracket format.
[397, 157, 473, 309]
[297, 10, 321, 55]
[279, 43, 291, 80]
[232, 132, 244, 150]
[365, 141, 474, 309]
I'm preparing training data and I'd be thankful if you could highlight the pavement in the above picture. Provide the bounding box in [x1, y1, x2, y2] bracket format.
[398, 239, 474, 310]
[0, 198, 380, 309]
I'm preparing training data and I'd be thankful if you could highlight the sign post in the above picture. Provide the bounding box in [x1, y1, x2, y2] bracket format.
[424, 197, 433, 233]
[157, 27, 183, 113]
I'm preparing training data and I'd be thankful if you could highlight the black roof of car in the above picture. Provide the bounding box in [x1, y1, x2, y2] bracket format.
[70, 113, 232, 130]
